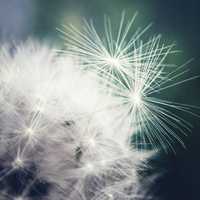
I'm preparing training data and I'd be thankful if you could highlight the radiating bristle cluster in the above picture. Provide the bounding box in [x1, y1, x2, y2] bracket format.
[61, 12, 198, 151]
[0, 13, 198, 200]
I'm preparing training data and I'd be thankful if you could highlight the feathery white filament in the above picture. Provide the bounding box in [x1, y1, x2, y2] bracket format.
[61, 14, 199, 151]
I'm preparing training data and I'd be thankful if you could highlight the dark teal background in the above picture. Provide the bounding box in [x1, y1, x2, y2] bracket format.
[0, 0, 199, 199]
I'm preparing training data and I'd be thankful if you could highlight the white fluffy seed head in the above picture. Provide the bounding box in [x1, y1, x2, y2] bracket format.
[0, 13, 197, 200]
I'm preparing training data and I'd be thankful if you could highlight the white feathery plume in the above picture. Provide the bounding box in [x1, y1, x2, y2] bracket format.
[61, 13, 199, 152]
[60, 12, 151, 77]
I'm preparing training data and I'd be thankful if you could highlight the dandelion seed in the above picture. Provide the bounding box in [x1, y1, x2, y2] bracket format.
[129, 91, 142, 107]
[62, 16, 199, 151]
[25, 128, 35, 136]
[107, 193, 114, 199]
[12, 156, 24, 169]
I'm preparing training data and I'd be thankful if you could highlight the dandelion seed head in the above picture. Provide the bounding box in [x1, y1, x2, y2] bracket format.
[25, 127, 35, 137]
[129, 91, 143, 107]
[105, 56, 121, 69]
[12, 156, 24, 169]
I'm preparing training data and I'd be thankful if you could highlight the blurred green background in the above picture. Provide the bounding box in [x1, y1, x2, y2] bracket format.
[0, 0, 200, 199]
